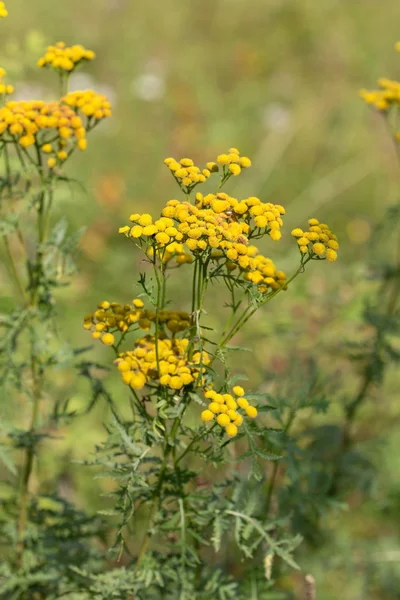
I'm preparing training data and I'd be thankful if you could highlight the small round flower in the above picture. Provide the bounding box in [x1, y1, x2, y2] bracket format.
[237, 397, 249, 409]
[226, 424, 238, 437]
[0, 2, 8, 18]
[225, 398, 237, 410]
[130, 373, 146, 389]
[239, 156, 252, 168]
[233, 414, 243, 426]
[201, 410, 214, 422]
[217, 414, 231, 427]
[327, 240, 339, 250]
[155, 232, 170, 245]
[101, 333, 115, 346]
[209, 402, 221, 414]
[229, 163, 241, 176]
[233, 385, 245, 397]
[217, 154, 231, 165]
[130, 225, 143, 238]
[312, 243, 326, 257]
[246, 406, 258, 418]
[325, 248, 338, 262]
[270, 229, 282, 241]
[48, 158, 56, 168]
[170, 375, 184, 389]
[206, 161, 219, 172]
[291, 228, 303, 237]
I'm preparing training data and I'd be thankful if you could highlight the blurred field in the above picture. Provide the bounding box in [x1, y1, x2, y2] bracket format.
[2, 0, 400, 597]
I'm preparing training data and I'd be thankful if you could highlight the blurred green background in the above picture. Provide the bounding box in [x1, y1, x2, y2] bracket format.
[2, 0, 400, 597]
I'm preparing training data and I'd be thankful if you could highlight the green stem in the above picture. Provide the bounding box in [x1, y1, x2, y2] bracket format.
[3, 236, 27, 302]
[217, 258, 311, 356]
[136, 416, 181, 566]
[16, 147, 50, 561]
[16, 337, 42, 564]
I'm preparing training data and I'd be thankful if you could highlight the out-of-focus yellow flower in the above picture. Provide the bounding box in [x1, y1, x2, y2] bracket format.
[37, 41, 95, 73]
[0, 2, 8, 18]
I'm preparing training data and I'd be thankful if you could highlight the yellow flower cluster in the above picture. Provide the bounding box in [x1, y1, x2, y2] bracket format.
[164, 148, 252, 193]
[0, 92, 111, 167]
[291, 218, 339, 262]
[63, 90, 112, 120]
[0, 2, 7, 18]
[37, 41, 95, 72]
[216, 147, 252, 175]
[0, 68, 13, 96]
[164, 156, 212, 192]
[115, 335, 209, 391]
[241, 253, 287, 292]
[360, 78, 400, 112]
[83, 299, 191, 346]
[200, 385, 257, 438]
[120, 194, 285, 255]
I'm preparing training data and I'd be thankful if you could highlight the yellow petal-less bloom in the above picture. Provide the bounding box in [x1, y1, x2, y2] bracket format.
[101, 333, 115, 346]
[0, 2, 7, 18]
[201, 410, 214, 422]
[226, 424, 238, 437]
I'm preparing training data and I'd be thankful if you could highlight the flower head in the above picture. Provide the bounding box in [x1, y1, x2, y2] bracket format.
[200, 387, 257, 437]
[0, 91, 111, 170]
[291, 218, 339, 262]
[37, 41, 95, 73]
[0, 2, 8, 18]
[0, 68, 14, 97]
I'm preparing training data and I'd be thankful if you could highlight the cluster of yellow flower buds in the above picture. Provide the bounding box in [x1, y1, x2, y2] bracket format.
[360, 42, 400, 141]
[37, 42, 95, 72]
[119, 194, 285, 254]
[360, 78, 400, 112]
[119, 181, 288, 294]
[216, 147, 252, 176]
[0, 68, 13, 96]
[200, 385, 257, 437]
[115, 336, 209, 391]
[164, 157, 212, 192]
[291, 219, 339, 262]
[63, 90, 112, 121]
[0, 2, 7, 18]
[0, 92, 111, 168]
[241, 253, 287, 292]
[83, 299, 191, 346]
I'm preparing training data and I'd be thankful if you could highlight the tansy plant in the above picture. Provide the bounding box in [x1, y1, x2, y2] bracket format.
[0, 4, 114, 597]
[78, 146, 340, 596]
[0, 4, 345, 598]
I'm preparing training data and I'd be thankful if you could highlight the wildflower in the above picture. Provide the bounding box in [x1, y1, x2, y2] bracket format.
[101, 333, 115, 346]
[0, 2, 7, 18]
[164, 156, 211, 192]
[0, 94, 110, 169]
[0, 68, 13, 96]
[63, 90, 112, 121]
[37, 41, 95, 73]
[200, 388, 257, 437]
[229, 163, 241, 176]
[359, 77, 400, 113]
[292, 218, 339, 262]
